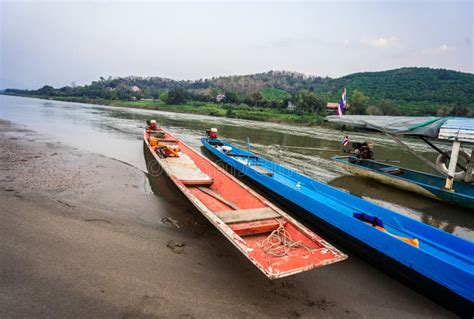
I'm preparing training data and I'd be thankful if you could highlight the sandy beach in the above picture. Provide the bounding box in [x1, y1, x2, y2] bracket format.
[0, 119, 455, 318]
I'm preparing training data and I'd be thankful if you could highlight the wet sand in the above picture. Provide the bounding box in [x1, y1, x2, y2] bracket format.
[0, 119, 454, 318]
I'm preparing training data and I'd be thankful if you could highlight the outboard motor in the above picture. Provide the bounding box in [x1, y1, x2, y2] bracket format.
[206, 128, 218, 139]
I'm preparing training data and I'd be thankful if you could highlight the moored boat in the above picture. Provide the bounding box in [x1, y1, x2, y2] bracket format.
[326, 116, 474, 209]
[332, 156, 474, 209]
[201, 136, 474, 316]
[143, 126, 347, 279]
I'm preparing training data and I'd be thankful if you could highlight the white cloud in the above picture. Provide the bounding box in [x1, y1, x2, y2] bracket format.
[360, 36, 400, 49]
[421, 44, 456, 55]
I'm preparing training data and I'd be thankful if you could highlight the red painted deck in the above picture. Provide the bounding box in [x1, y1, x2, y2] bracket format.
[144, 129, 347, 278]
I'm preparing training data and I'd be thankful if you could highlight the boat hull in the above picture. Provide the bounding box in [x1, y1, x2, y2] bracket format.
[201, 138, 474, 317]
[143, 130, 347, 279]
[332, 156, 474, 209]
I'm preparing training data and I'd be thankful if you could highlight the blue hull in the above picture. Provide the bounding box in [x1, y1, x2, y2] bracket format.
[201, 138, 474, 316]
[332, 156, 474, 209]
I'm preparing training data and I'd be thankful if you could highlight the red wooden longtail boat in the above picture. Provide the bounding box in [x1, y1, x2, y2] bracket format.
[144, 128, 347, 278]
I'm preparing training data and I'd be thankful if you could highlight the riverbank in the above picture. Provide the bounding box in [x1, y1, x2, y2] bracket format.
[2, 94, 325, 125]
[0, 118, 455, 318]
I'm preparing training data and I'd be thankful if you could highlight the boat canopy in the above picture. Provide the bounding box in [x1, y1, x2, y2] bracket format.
[326, 115, 474, 143]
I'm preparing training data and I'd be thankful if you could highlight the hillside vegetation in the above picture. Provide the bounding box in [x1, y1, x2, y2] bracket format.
[3, 68, 473, 118]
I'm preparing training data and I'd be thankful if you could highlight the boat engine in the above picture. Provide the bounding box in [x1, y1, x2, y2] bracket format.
[206, 128, 218, 139]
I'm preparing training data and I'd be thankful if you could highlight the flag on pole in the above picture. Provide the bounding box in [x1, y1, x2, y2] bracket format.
[337, 88, 346, 116]
[342, 135, 349, 146]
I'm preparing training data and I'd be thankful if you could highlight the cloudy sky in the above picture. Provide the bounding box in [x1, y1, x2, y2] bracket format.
[0, 0, 472, 89]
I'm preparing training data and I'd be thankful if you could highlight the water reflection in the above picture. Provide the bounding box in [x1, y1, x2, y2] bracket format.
[330, 175, 473, 240]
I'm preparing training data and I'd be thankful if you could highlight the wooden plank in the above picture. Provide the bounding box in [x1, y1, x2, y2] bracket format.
[251, 165, 274, 176]
[197, 187, 239, 210]
[157, 139, 178, 143]
[229, 219, 285, 236]
[214, 207, 281, 224]
[165, 154, 212, 182]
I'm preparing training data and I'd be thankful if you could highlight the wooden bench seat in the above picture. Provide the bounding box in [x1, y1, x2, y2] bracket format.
[229, 219, 285, 236]
[214, 207, 281, 224]
[157, 139, 178, 143]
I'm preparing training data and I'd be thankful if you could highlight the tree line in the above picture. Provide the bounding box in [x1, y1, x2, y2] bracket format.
[3, 67, 473, 117]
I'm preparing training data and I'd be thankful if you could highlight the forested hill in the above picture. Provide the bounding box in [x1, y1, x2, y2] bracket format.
[314, 68, 474, 114]
[3, 67, 473, 116]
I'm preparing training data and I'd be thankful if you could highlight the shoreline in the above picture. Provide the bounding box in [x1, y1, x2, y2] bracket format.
[0, 93, 326, 127]
[0, 118, 456, 318]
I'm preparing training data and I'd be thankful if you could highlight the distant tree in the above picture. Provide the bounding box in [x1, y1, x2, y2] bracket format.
[452, 103, 470, 116]
[367, 105, 382, 115]
[160, 92, 169, 104]
[37, 85, 55, 96]
[350, 90, 369, 115]
[223, 91, 239, 104]
[149, 89, 160, 100]
[167, 88, 189, 105]
[295, 90, 324, 113]
[436, 105, 451, 117]
[250, 92, 264, 107]
[377, 99, 401, 115]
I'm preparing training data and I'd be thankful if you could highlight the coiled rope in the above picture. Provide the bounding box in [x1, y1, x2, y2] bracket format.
[260, 220, 310, 257]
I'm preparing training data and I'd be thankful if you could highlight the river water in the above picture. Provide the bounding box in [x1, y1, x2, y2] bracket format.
[1, 95, 472, 241]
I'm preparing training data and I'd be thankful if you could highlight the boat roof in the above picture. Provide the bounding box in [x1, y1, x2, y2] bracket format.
[326, 115, 474, 143]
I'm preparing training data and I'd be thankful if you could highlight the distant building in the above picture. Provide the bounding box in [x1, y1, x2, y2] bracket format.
[287, 101, 296, 111]
[326, 102, 350, 113]
[131, 86, 141, 92]
[216, 94, 226, 102]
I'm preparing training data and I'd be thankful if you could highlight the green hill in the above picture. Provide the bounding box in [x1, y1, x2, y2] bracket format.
[3, 67, 473, 116]
[315, 68, 474, 115]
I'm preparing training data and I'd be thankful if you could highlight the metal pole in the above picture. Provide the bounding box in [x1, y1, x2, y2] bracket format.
[463, 149, 474, 183]
[420, 137, 466, 171]
[444, 141, 461, 191]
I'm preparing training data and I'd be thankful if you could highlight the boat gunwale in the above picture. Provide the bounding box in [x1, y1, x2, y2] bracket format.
[143, 130, 348, 279]
[203, 139, 473, 258]
[201, 137, 474, 314]
[201, 138, 474, 273]
[332, 155, 474, 198]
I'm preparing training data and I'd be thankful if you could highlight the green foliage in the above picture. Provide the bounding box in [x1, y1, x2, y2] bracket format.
[223, 91, 239, 104]
[315, 67, 473, 116]
[250, 92, 264, 107]
[367, 105, 382, 115]
[295, 90, 325, 113]
[377, 99, 401, 115]
[349, 90, 369, 115]
[452, 103, 470, 116]
[159, 92, 169, 104]
[260, 88, 291, 101]
[167, 88, 189, 105]
[4, 67, 473, 117]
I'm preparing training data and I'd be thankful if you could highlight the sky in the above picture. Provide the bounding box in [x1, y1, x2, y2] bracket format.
[0, 0, 472, 89]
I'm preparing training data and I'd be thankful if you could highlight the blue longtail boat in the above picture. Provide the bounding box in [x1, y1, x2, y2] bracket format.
[201, 137, 474, 317]
[326, 116, 474, 209]
[332, 156, 474, 209]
